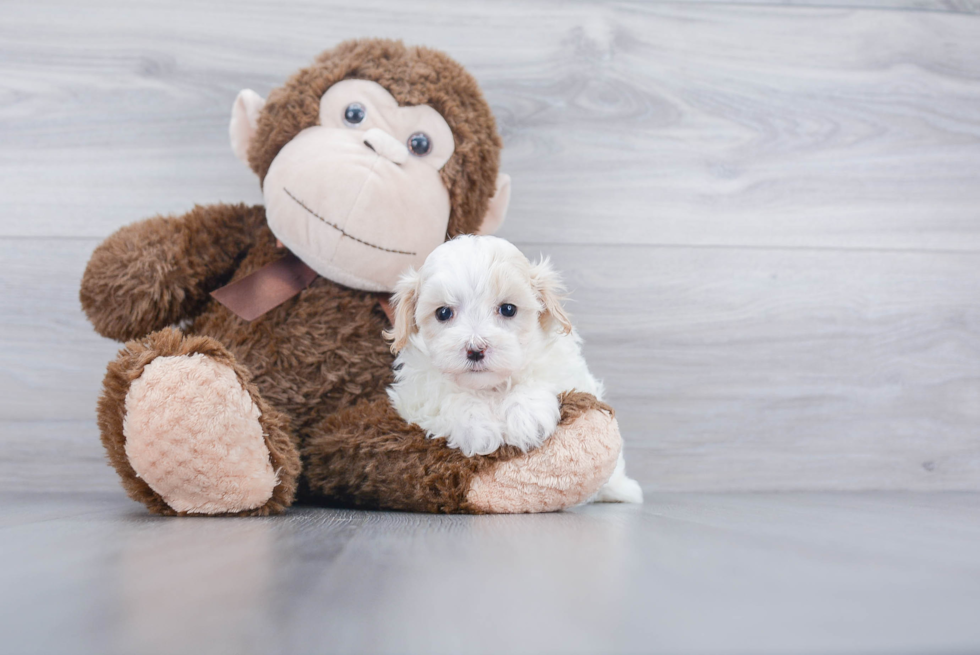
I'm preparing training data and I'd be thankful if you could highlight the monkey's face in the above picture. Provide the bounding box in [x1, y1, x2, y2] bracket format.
[261, 80, 457, 292]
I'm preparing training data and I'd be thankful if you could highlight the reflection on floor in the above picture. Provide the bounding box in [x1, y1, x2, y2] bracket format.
[2, 491, 979, 654]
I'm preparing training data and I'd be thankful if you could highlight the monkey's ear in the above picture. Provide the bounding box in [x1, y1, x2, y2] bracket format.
[476, 173, 511, 235]
[384, 268, 422, 354]
[229, 89, 266, 165]
[530, 257, 573, 335]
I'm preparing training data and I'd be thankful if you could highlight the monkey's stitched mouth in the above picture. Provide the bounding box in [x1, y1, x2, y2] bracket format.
[283, 187, 416, 256]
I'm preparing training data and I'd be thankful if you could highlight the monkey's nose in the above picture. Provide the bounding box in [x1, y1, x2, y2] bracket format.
[466, 349, 485, 362]
[363, 128, 408, 165]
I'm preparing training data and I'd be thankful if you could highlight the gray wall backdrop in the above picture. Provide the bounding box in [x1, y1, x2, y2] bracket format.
[2, 0, 979, 493]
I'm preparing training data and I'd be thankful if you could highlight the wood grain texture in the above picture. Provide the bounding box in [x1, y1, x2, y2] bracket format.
[554, 244, 980, 490]
[666, 0, 980, 13]
[2, 238, 978, 491]
[2, 491, 980, 654]
[2, 0, 979, 492]
[3, 2, 980, 248]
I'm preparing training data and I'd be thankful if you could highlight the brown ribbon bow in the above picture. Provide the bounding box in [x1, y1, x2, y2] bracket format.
[210, 251, 396, 324]
[210, 251, 319, 321]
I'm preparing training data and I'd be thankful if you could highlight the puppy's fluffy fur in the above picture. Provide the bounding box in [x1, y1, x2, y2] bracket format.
[386, 235, 641, 503]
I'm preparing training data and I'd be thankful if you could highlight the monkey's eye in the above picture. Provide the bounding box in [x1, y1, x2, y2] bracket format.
[435, 306, 454, 322]
[499, 303, 517, 318]
[408, 132, 431, 156]
[343, 103, 366, 126]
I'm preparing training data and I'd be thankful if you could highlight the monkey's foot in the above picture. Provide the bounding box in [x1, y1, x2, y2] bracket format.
[99, 328, 300, 516]
[123, 354, 276, 514]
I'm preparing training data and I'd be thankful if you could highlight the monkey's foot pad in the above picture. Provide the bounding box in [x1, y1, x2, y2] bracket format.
[122, 353, 278, 514]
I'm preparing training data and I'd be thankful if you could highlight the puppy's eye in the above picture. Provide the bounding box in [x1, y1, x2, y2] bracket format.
[408, 132, 431, 156]
[435, 306, 454, 322]
[343, 103, 366, 126]
[499, 303, 517, 318]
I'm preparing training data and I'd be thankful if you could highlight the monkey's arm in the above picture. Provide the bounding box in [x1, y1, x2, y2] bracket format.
[464, 392, 623, 513]
[301, 391, 622, 513]
[80, 203, 265, 342]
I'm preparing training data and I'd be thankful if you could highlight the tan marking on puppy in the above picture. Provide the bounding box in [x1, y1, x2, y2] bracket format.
[384, 268, 421, 354]
[530, 258, 573, 335]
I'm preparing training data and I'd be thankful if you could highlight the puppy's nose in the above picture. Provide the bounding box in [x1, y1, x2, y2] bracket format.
[466, 349, 485, 362]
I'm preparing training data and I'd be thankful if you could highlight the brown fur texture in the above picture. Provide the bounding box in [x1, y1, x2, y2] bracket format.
[80, 40, 617, 516]
[300, 398, 513, 513]
[98, 326, 300, 516]
[250, 39, 502, 237]
[301, 391, 610, 513]
[88, 207, 398, 514]
[556, 390, 615, 424]
[80, 204, 266, 342]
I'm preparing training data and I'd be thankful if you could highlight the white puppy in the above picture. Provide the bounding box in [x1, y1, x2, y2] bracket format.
[385, 235, 642, 503]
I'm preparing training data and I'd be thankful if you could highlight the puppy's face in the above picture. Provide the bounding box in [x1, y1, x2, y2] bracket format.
[388, 236, 571, 390]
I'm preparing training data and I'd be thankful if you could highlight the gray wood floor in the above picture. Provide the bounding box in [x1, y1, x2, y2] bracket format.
[3, 2, 980, 653]
[2, 491, 980, 655]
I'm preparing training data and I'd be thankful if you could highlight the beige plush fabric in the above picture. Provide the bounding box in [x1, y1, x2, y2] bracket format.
[261, 80, 457, 293]
[465, 410, 623, 513]
[123, 354, 278, 514]
[80, 39, 616, 516]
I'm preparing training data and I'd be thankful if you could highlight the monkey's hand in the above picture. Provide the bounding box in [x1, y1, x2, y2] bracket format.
[464, 391, 622, 513]
[80, 203, 264, 341]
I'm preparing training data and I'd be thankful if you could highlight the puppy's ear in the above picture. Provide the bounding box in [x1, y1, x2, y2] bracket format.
[530, 257, 572, 335]
[384, 268, 422, 353]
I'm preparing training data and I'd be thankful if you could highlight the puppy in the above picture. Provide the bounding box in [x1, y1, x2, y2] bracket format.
[385, 235, 642, 503]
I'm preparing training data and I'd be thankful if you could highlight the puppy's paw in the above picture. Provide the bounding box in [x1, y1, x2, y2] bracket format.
[593, 453, 644, 504]
[502, 388, 561, 452]
[594, 475, 644, 504]
[446, 411, 505, 457]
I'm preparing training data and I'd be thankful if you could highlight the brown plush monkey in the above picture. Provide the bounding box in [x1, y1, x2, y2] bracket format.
[80, 39, 623, 516]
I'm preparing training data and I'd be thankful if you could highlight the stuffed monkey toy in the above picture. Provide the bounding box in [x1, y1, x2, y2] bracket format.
[79, 39, 623, 516]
